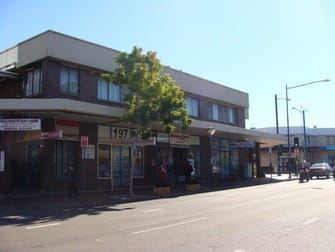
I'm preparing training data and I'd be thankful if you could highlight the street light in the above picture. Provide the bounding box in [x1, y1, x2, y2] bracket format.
[274, 94, 288, 176]
[275, 94, 291, 135]
[285, 79, 330, 176]
[292, 107, 307, 159]
[207, 127, 216, 188]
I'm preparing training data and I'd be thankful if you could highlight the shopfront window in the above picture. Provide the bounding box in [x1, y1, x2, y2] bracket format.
[211, 137, 239, 178]
[98, 144, 144, 181]
[230, 150, 240, 174]
[98, 144, 111, 178]
[156, 134, 200, 181]
[134, 147, 144, 177]
[187, 147, 200, 176]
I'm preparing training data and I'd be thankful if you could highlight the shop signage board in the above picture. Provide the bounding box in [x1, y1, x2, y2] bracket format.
[135, 137, 156, 146]
[16, 130, 63, 142]
[230, 141, 255, 149]
[0, 119, 41, 131]
[102, 136, 156, 146]
[170, 133, 191, 145]
[326, 145, 335, 151]
[56, 119, 79, 140]
[40, 131, 63, 139]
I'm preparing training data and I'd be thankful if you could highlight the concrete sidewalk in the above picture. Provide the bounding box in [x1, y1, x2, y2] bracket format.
[0, 173, 295, 210]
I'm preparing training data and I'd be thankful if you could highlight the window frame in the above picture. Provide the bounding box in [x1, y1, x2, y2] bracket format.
[209, 102, 238, 125]
[328, 136, 335, 145]
[60, 67, 79, 96]
[227, 107, 237, 124]
[97, 78, 123, 103]
[98, 144, 112, 178]
[186, 96, 199, 117]
[97, 144, 144, 179]
[24, 68, 42, 97]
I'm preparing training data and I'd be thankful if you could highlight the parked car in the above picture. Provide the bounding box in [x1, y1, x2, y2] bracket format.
[309, 163, 331, 179]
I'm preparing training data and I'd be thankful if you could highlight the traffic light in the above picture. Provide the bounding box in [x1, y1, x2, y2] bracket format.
[293, 137, 299, 148]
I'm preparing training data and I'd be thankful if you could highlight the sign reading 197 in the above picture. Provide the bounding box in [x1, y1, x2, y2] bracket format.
[111, 127, 131, 139]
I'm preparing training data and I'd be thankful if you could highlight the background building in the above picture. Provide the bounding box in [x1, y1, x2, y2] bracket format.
[256, 126, 335, 173]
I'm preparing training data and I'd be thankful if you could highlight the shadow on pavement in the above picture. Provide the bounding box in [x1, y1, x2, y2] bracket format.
[0, 204, 135, 227]
[0, 191, 140, 227]
[0, 174, 294, 227]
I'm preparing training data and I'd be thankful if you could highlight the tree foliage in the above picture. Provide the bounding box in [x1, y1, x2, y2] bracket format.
[103, 47, 192, 138]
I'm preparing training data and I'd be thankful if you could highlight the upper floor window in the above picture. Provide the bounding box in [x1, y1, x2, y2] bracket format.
[186, 96, 199, 117]
[209, 103, 238, 124]
[25, 68, 41, 96]
[97, 78, 123, 103]
[209, 103, 222, 121]
[226, 107, 237, 124]
[328, 136, 335, 145]
[60, 67, 79, 96]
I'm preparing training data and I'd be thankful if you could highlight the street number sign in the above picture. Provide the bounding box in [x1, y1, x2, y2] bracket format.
[111, 127, 131, 140]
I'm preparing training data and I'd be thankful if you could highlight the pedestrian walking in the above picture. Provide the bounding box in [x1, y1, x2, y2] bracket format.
[67, 165, 78, 198]
[184, 159, 193, 184]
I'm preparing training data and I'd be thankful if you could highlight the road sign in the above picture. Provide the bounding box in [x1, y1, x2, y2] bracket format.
[81, 136, 88, 147]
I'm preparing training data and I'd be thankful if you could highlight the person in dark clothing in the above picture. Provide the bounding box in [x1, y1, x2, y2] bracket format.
[67, 165, 78, 198]
[184, 159, 193, 184]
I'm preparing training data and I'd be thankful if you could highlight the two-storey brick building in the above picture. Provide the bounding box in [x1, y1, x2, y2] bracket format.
[0, 30, 285, 193]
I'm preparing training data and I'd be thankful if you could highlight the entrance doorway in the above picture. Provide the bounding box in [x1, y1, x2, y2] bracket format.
[26, 143, 41, 189]
[112, 146, 130, 188]
[55, 140, 78, 184]
[13, 142, 42, 190]
[172, 148, 188, 182]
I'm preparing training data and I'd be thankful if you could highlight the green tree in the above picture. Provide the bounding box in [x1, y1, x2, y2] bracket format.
[103, 47, 192, 196]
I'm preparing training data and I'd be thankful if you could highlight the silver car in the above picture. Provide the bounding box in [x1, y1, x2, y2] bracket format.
[309, 162, 331, 179]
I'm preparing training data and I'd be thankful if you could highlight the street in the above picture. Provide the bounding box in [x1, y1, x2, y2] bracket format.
[1, 178, 335, 252]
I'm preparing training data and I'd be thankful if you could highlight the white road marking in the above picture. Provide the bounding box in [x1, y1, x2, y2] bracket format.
[133, 217, 208, 234]
[303, 217, 320, 225]
[212, 197, 225, 201]
[25, 222, 61, 230]
[183, 196, 220, 202]
[143, 208, 162, 213]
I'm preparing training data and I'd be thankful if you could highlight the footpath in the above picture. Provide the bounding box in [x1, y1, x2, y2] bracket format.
[0, 173, 295, 210]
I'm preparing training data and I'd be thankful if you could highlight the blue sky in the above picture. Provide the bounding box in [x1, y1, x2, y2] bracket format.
[1, 0, 334, 129]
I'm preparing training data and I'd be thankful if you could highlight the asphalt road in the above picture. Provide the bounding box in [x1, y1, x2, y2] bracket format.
[1, 178, 335, 252]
